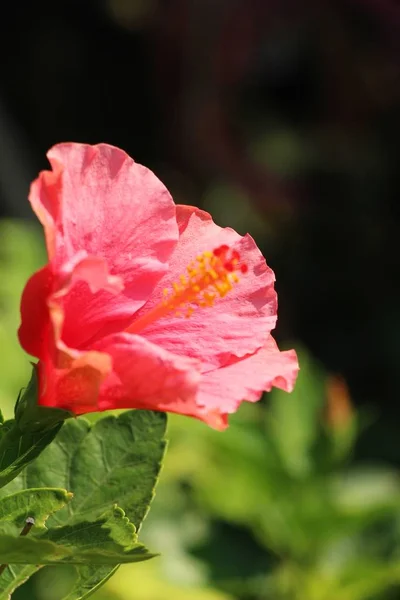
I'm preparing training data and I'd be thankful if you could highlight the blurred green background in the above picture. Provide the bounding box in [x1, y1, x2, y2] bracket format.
[0, 1, 399, 598]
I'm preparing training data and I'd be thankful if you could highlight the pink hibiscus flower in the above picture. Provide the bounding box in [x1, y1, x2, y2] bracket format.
[18, 143, 298, 429]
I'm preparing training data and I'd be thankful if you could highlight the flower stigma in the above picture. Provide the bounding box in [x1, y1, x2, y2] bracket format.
[126, 245, 248, 333]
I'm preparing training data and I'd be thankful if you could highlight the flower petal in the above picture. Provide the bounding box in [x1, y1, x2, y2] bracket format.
[37, 331, 202, 416]
[38, 346, 112, 411]
[196, 337, 299, 429]
[91, 333, 202, 415]
[29, 142, 179, 346]
[18, 265, 52, 358]
[18, 253, 124, 357]
[50, 253, 124, 348]
[138, 205, 277, 369]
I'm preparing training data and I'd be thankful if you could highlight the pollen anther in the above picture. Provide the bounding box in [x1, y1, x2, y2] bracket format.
[126, 244, 248, 333]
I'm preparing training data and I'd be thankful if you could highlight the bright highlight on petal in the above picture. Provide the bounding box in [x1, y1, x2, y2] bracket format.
[127, 245, 248, 334]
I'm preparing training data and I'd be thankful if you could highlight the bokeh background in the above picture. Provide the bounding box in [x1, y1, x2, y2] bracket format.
[0, 1, 399, 598]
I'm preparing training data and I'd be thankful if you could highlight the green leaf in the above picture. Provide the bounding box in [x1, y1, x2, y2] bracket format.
[0, 506, 155, 564]
[60, 565, 119, 600]
[44, 504, 138, 550]
[0, 419, 63, 489]
[0, 488, 72, 536]
[9, 410, 166, 526]
[0, 488, 72, 599]
[0, 410, 166, 599]
[0, 539, 152, 565]
[0, 566, 38, 600]
[0, 535, 70, 563]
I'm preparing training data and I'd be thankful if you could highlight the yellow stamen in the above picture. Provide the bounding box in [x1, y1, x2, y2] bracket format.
[126, 245, 247, 334]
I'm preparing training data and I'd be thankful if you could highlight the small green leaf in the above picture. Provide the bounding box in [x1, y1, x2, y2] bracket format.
[0, 420, 63, 489]
[44, 505, 138, 552]
[60, 565, 119, 600]
[0, 535, 70, 563]
[0, 506, 155, 565]
[0, 489, 72, 600]
[0, 535, 151, 565]
[0, 488, 72, 536]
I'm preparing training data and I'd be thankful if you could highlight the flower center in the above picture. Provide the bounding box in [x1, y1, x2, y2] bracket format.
[126, 244, 248, 334]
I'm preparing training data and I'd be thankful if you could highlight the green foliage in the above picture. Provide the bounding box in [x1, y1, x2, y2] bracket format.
[0, 488, 72, 535]
[0, 410, 166, 599]
[0, 488, 72, 599]
[4, 410, 167, 526]
[0, 418, 64, 489]
[57, 566, 120, 600]
[0, 512, 154, 565]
